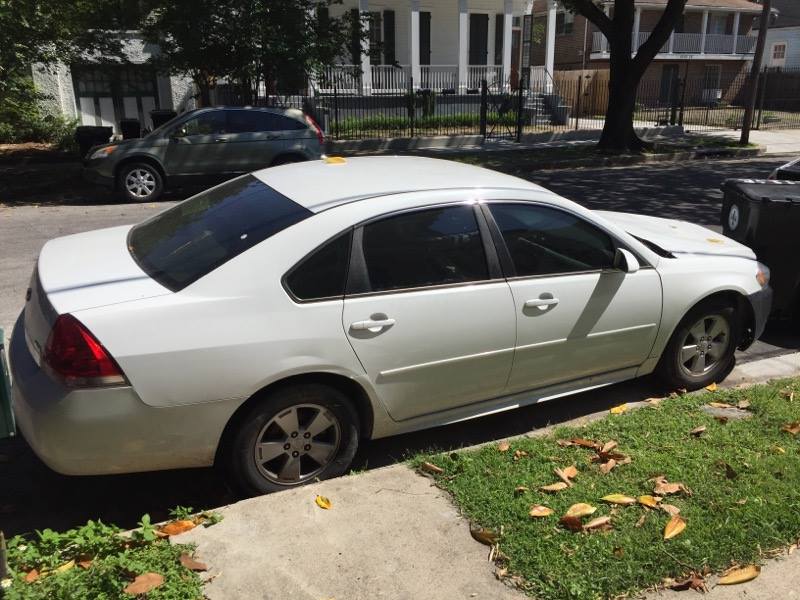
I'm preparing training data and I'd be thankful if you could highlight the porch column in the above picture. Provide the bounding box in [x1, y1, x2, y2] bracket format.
[633, 7, 641, 54]
[458, 0, 468, 92]
[410, 0, 421, 88]
[700, 9, 709, 54]
[502, 0, 513, 89]
[359, 0, 373, 95]
[545, 0, 557, 92]
[732, 11, 740, 54]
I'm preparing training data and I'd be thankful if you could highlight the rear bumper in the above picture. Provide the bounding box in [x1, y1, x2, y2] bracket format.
[741, 286, 772, 349]
[9, 312, 238, 475]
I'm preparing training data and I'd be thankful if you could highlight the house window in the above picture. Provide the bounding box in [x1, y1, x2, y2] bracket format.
[556, 11, 574, 35]
[703, 65, 722, 90]
[369, 11, 382, 65]
[773, 43, 787, 60]
[707, 14, 727, 35]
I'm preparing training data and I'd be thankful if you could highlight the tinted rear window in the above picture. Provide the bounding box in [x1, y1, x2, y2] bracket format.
[129, 175, 311, 291]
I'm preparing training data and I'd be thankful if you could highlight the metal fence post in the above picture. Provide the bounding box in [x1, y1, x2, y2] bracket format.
[756, 69, 768, 130]
[480, 79, 488, 140]
[678, 78, 687, 127]
[575, 75, 583, 131]
[516, 73, 525, 143]
[409, 77, 415, 138]
[333, 80, 340, 140]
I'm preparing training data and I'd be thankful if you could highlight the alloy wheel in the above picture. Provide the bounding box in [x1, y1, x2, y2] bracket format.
[679, 314, 730, 377]
[253, 403, 341, 485]
[125, 168, 157, 199]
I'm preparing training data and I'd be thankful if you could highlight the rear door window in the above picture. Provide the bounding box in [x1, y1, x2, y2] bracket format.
[284, 231, 352, 301]
[227, 110, 307, 133]
[129, 175, 311, 291]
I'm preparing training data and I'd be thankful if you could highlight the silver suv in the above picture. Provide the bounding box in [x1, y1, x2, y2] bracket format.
[82, 106, 324, 202]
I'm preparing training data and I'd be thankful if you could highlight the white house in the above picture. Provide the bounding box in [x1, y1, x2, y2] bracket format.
[759, 0, 800, 70]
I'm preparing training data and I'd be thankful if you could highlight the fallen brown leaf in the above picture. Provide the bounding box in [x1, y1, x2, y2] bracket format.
[601, 440, 618, 454]
[513, 449, 528, 461]
[718, 565, 760, 585]
[179, 554, 208, 572]
[661, 504, 682, 516]
[601, 494, 637, 506]
[583, 515, 612, 531]
[24, 569, 39, 583]
[609, 404, 628, 415]
[77, 559, 93, 570]
[638, 495, 660, 509]
[613, 546, 625, 558]
[124, 573, 165, 596]
[529, 504, 554, 518]
[646, 397, 663, 407]
[635, 514, 647, 528]
[554, 467, 576, 487]
[561, 465, 579, 479]
[315, 495, 332, 510]
[470, 526, 499, 546]
[690, 425, 707, 437]
[599, 459, 617, 474]
[664, 515, 687, 540]
[782, 422, 800, 436]
[670, 573, 707, 592]
[540, 482, 569, 493]
[709, 402, 733, 409]
[420, 461, 444, 475]
[565, 503, 597, 518]
[497, 441, 510, 452]
[571, 438, 600, 449]
[495, 567, 508, 580]
[653, 477, 691, 496]
[559, 515, 584, 532]
[159, 520, 197, 536]
[556, 439, 573, 447]
[705, 383, 718, 392]
[715, 415, 729, 425]
[737, 400, 751, 410]
[514, 485, 529, 496]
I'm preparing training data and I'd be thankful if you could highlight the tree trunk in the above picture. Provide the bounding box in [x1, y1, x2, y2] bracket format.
[598, 66, 645, 152]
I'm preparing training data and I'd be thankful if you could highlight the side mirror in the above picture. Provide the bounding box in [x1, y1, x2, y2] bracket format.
[613, 248, 640, 274]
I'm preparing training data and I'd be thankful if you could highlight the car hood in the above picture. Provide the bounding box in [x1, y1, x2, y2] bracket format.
[37, 225, 171, 315]
[596, 211, 756, 260]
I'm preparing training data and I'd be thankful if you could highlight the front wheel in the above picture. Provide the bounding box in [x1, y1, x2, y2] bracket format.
[225, 383, 360, 496]
[118, 162, 164, 203]
[657, 299, 738, 391]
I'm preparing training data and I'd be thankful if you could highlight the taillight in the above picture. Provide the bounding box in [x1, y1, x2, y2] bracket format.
[304, 114, 324, 145]
[43, 314, 127, 388]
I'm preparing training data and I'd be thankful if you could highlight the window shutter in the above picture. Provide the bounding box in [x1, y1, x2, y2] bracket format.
[350, 8, 361, 65]
[317, 5, 329, 28]
[494, 14, 504, 65]
[383, 10, 396, 65]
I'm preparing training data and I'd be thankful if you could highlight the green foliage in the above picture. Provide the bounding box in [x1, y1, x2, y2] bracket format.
[3, 516, 203, 600]
[337, 111, 517, 134]
[416, 378, 800, 600]
[169, 506, 195, 521]
[405, 90, 437, 118]
[0, 74, 77, 147]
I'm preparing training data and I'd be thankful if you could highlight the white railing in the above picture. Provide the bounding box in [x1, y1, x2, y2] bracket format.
[371, 64, 410, 92]
[420, 65, 458, 91]
[468, 65, 502, 89]
[594, 31, 755, 55]
[317, 65, 361, 94]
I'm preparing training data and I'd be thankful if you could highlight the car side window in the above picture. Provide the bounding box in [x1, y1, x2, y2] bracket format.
[360, 205, 489, 293]
[180, 111, 227, 136]
[227, 110, 307, 133]
[285, 231, 353, 301]
[489, 203, 616, 277]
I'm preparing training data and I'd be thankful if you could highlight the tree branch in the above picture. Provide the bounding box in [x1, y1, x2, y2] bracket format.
[632, 0, 688, 76]
[565, 0, 613, 40]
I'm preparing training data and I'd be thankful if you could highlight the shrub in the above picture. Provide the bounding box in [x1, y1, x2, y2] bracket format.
[0, 74, 77, 149]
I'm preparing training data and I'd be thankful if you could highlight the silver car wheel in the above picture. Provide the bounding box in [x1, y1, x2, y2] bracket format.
[125, 168, 157, 199]
[253, 403, 341, 485]
[679, 314, 730, 376]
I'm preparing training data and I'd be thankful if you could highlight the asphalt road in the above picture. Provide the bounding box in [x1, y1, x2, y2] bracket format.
[0, 154, 797, 537]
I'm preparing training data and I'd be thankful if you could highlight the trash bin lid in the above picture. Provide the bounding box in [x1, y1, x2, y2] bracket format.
[722, 179, 800, 203]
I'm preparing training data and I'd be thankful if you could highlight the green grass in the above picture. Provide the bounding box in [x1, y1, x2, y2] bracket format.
[414, 379, 800, 600]
[1, 510, 222, 599]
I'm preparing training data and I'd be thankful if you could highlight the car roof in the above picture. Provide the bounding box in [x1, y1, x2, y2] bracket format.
[253, 156, 546, 212]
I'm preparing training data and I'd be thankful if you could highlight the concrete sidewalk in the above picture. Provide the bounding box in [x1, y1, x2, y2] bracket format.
[176, 351, 800, 600]
[699, 128, 800, 155]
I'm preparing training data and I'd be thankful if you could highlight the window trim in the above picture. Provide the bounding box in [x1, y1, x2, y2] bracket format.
[344, 201, 503, 298]
[481, 200, 651, 281]
[281, 228, 355, 304]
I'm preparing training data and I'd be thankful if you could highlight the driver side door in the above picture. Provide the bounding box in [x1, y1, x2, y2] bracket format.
[162, 110, 232, 180]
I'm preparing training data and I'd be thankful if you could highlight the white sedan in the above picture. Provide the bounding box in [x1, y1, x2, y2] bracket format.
[10, 156, 771, 494]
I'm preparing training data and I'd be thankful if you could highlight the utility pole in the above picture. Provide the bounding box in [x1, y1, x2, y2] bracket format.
[741, 0, 771, 145]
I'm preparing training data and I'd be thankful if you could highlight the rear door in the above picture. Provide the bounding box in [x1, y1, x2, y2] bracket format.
[486, 202, 662, 393]
[227, 109, 316, 171]
[342, 203, 516, 421]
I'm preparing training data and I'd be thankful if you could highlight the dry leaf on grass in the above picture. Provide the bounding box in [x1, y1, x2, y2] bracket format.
[601, 494, 637, 506]
[609, 404, 628, 415]
[652, 476, 691, 496]
[514, 485, 529, 496]
[600, 459, 617, 475]
[470, 527, 499, 546]
[554, 465, 578, 486]
[529, 505, 554, 518]
[583, 516, 612, 531]
[77, 559, 93, 570]
[670, 573, 707, 592]
[513, 449, 528, 461]
[540, 482, 569, 493]
[690, 425, 707, 437]
[601, 440, 618, 453]
[737, 400, 751, 410]
[638, 495, 660, 508]
[561, 465, 579, 479]
[661, 503, 681, 516]
[497, 441, 510, 452]
[179, 554, 208, 572]
[718, 565, 761, 585]
[635, 514, 647, 528]
[664, 515, 687, 540]
[781, 422, 800, 436]
[571, 438, 601, 449]
[565, 503, 597, 518]
[420, 461, 444, 475]
[159, 520, 196, 536]
[559, 515, 584, 532]
[705, 383, 718, 392]
[646, 397, 663, 407]
[315, 495, 332, 510]
[24, 570, 39, 583]
[124, 573, 165, 596]
[709, 402, 734, 409]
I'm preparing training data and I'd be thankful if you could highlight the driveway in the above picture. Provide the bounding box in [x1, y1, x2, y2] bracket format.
[0, 154, 797, 537]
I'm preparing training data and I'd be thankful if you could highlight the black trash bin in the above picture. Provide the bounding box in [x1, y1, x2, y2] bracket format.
[120, 118, 141, 139]
[75, 125, 113, 159]
[150, 109, 178, 129]
[721, 178, 800, 316]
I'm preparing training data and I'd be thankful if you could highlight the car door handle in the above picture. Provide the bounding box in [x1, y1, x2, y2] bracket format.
[524, 298, 559, 309]
[215, 137, 229, 143]
[350, 318, 396, 331]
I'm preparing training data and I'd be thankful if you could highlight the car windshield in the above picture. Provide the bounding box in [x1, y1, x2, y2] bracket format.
[128, 175, 311, 291]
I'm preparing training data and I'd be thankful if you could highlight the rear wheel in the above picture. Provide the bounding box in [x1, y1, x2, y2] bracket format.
[118, 162, 163, 203]
[226, 383, 360, 496]
[657, 298, 738, 391]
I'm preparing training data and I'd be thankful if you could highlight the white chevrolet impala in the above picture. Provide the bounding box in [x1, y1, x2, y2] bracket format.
[11, 157, 771, 494]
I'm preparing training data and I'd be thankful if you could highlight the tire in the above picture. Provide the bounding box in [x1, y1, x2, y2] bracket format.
[270, 154, 305, 167]
[657, 298, 739, 391]
[117, 162, 164, 203]
[226, 383, 360, 496]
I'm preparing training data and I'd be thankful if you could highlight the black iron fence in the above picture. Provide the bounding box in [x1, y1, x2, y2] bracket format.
[213, 67, 800, 142]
